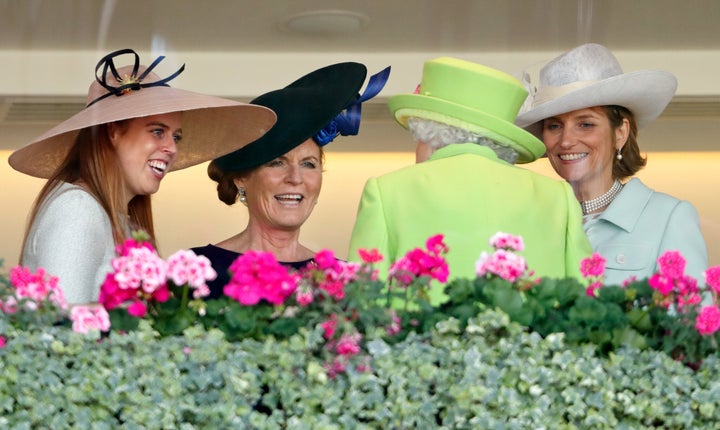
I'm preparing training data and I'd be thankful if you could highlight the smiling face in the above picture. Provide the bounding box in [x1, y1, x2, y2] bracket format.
[542, 106, 629, 196]
[109, 113, 181, 202]
[235, 139, 323, 232]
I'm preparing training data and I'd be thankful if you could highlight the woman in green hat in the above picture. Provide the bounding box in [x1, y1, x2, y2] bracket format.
[348, 57, 592, 305]
[192, 62, 389, 298]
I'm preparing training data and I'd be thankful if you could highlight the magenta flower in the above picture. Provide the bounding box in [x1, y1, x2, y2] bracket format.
[704, 266, 720, 294]
[657, 250, 686, 279]
[321, 315, 338, 340]
[99, 273, 136, 310]
[649, 273, 674, 297]
[127, 300, 148, 318]
[586, 281, 602, 297]
[426, 234, 450, 255]
[336, 332, 362, 356]
[224, 251, 298, 306]
[695, 305, 720, 336]
[0, 335, 6, 349]
[580, 253, 606, 278]
[314, 249, 338, 271]
[389, 236, 450, 287]
[69, 305, 111, 334]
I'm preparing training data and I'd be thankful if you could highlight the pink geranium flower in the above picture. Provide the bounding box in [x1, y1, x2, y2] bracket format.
[166, 249, 217, 293]
[127, 300, 148, 318]
[489, 232, 525, 252]
[335, 332, 362, 356]
[704, 266, 720, 294]
[695, 305, 720, 336]
[321, 314, 338, 340]
[580, 253, 606, 278]
[224, 251, 298, 306]
[657, 251, 686, 279]
[476, 249, 527, 283]
[649, 273, 675, 297]
[9, 266, 67, 310]
[69, 305, 111, 334]
[389, 234, 450, 287]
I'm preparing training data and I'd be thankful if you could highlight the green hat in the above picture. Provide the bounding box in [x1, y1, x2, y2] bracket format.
[213, 62, 389, 172]
[388, 57, 544, 164]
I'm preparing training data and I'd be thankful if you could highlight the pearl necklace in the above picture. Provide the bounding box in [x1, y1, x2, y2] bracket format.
[580, 180, 623, 215]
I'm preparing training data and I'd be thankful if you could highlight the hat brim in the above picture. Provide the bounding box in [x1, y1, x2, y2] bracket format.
[389, 93, 545, 164]
[515, 70, 677, 139]
[213, 62, 367, 172]
[8, 86, 277, 178]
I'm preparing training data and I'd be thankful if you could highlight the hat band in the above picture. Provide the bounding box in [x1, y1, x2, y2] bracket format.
[531, 79, 599, 107]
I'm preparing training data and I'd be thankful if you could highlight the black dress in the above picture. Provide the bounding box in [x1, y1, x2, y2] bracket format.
[191, 244, 314, 299]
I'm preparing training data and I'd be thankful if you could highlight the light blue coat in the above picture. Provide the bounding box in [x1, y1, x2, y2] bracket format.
[584, 178, 708, 285]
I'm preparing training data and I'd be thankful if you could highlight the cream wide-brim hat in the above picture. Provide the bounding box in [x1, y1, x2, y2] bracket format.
[9, 49, 277, 178]
[515, 43, 677, 139]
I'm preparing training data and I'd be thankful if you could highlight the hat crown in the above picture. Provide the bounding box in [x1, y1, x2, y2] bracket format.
[418, 57, 528, 123]
[539, 43, 624, 87]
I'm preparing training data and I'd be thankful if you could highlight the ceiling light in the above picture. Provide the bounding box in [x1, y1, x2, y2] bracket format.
[280, 10, 369, 36]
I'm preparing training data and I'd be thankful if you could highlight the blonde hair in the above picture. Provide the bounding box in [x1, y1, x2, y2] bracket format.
[20, 122, 156, 263]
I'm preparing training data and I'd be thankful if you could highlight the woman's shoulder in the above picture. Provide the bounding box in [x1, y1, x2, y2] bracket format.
[44, 182, 102, 209]
[37, 182, 107, 225]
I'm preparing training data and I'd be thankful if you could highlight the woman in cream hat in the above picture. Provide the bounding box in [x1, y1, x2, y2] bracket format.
[516, 43, 707, 285]
[192, 62, 388, 298]
[349, 57, 592, 305]
[10, 49, 276, 305]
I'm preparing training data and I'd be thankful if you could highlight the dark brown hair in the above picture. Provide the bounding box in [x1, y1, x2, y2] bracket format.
[605, 105, 647, 180]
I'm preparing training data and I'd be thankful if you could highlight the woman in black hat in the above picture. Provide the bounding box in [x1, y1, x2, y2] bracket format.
[192, 62, 389, 299]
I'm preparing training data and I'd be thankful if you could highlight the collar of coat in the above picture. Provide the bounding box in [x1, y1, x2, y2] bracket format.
[597, 178, 652, 232]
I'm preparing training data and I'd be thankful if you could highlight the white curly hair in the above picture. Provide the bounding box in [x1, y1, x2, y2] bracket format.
[407, 117, 519, 164]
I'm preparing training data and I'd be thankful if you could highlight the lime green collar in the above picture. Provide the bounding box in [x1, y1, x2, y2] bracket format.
[429, 143, 503, 163]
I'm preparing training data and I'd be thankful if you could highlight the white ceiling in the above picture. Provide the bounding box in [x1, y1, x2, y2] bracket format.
[1, 0, 719, 152]
[3, 0, 720, 53]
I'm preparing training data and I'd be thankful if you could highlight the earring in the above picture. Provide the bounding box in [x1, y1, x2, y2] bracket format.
[616, 148, 623, 160]
[238, 188, 246, 204]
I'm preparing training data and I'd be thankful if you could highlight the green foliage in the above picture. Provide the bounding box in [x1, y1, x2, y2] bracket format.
[3, 312, 720, 428]
[432, 275, 720, 365]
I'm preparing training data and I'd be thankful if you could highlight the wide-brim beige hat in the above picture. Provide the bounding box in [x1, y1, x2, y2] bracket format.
[515, 43, 677, 139]
[9, 49, 277, 178]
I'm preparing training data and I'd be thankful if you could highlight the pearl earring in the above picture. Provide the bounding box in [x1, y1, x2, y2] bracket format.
[238, 188, 247, 204]
[616, 148, 623, 160]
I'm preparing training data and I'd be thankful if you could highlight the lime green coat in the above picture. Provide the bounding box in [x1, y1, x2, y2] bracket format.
[348, 143, 592, 304]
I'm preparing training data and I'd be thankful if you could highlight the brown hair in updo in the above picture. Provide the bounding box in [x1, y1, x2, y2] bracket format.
[207, 160, 250, 206]
[604, 105, 647, 180]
